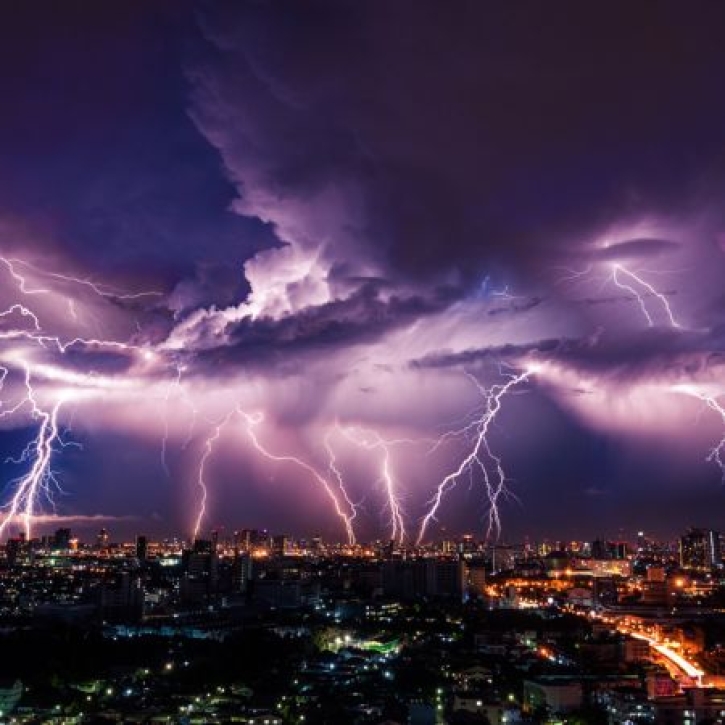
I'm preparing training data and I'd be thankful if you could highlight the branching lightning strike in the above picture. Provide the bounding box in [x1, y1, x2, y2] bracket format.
[192, 411, 238, 541]
[0, 256, 159, 538]
[0, 364, 69, 539]
[609, 263, 680, 328]
[553, 258, 681, 328]
[336, 426, 407, 545]
[239, 410, 358, 544]
[417, 366, 537, 545]
[672, 385, 725, 482]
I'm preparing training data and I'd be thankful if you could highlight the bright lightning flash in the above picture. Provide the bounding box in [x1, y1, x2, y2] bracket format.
[192, 411, 237, 541]
[672, 384, 725, 481]
[554, 257, 681, 329]
[609, 263, 680, 328]
[0, 256, 162, 539]
[0, 365, 70, 540]
[336, 426, 407, 545]
[417, 365, 536, 545]
[239, 411, 358, 545]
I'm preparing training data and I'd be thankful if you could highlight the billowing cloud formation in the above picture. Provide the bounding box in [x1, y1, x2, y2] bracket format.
[0, 2, 725, 542]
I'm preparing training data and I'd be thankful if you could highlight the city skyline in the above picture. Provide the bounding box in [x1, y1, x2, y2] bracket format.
[2, 3, 725, 543]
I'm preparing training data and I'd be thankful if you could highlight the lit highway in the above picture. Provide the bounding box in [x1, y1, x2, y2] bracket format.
[629, 631, 704, 683]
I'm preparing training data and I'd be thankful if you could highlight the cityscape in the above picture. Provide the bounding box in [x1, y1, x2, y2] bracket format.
[1, 525, 725, 723]
[3, 1, 725, 724]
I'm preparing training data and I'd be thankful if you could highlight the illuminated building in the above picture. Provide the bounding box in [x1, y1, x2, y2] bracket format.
[591, 539, 628, 560]
[490, 544, 516, 572]
[232, 551, 252, 593]
[458, 533, 476, 554]
[642, 565, 668, 605]
[653, 687, 725, 725]
[523, 678, 583, 714]
[181, 538, 219, 604]
[679, 528, 721, 571]
[272, 534, 289, 556]
[468, 561, 487, 597]
[587, 559, 632, 577]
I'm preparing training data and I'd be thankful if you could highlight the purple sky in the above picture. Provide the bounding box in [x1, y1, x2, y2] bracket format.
[1, 1, 725, 543]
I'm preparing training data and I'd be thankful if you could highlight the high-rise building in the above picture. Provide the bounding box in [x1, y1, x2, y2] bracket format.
[458, 534, 476, 554]
[5, 538, 22, 567]
[53, 528, 71, 550]
[181, 539, 219, 605]
[238, 529, 269, 552]
[382, 558, 467, 601]
[98, 571, 144, 622]
[637, 531, 647, 552]
[680, 528, 721, 571]
[272, 535, 289, 556]
[491, 545, 516, 572]
[590, 539, 628, 560]
[468, 561, 486, 597]
[232, 552, 252, 593]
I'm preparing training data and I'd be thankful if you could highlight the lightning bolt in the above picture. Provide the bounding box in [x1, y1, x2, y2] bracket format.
[0, 253, 164, 537]
[1, 252, 367, 542]
[552, 258, 681, 328]
[0, 256, 156, 355]
[610, 264, 680, 328]
[187, 408, 360, 545]
[672, 385, 725, 481]
[322, 429, 360, 534]
[240, 411, 357, 545]
[1, 256, 162, 301]
[335, 426, 406, 545]
[191, 411, 237, 541]
[0, 300, 149, 357]
[159, 362, 199, 474]
[417, 366, 536, 545]
[0, 364, 70, 540]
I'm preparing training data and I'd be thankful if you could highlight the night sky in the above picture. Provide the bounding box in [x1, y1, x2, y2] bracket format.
[1, 1, 725, 544]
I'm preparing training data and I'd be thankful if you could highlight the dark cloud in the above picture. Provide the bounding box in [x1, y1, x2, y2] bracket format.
[192, 0, 725, 290]
[412, 326, 725, 388]
[585, 238, 682, 263]
[487, 297, 542, 316]
[186, 282, 461, 372]
[411, 338, 567, 370]
[547, 328, 725, 381]
[0, 2, 277, 288]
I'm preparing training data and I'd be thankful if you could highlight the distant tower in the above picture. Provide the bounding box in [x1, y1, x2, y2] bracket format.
[97, 528, 110, 550]
[637, 531, 646, 552]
